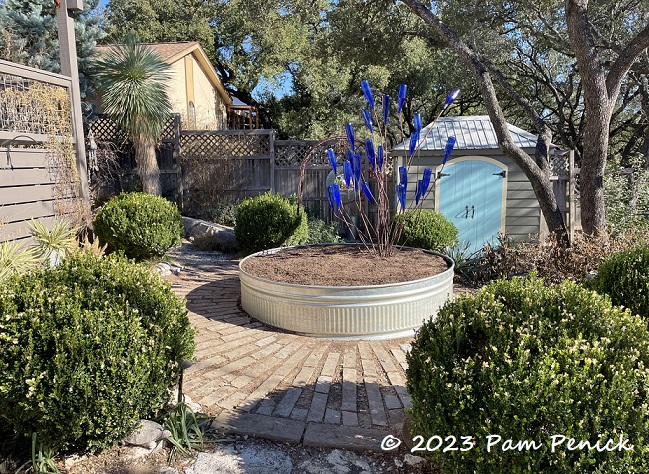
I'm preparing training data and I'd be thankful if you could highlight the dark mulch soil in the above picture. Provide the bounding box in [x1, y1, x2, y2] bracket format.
[241, 245, 450, 286]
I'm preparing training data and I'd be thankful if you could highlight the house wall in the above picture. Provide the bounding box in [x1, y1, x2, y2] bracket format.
[166, 59, 187, 124]
[166, 55, 228, 130]
[399, 149, 541, 244]
[190, 55, 220, 130]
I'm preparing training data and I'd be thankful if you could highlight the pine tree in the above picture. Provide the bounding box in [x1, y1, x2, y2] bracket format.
[0, 0, 106, 104]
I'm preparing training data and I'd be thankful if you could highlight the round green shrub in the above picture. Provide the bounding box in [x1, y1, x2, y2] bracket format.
[394, 209, 458, 252]
[235, 192, 308, 252]
[94, 192, 183, 260]
[407, 275, 649, 473]
[587, 246, 649, 317]
[306, 217, 341, 244]
[0, 251, 194, 452]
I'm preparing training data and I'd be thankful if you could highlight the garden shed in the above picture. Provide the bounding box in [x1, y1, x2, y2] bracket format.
[392, 115, 578, 252]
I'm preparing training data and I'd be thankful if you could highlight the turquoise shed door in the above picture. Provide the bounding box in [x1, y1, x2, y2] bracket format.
[438, 159, 505, 253]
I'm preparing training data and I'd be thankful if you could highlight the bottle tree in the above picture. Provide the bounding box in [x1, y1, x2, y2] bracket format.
[317, 80, 459, 257]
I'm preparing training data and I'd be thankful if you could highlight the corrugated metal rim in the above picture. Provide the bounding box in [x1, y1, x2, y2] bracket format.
[239, 244, 455, 340]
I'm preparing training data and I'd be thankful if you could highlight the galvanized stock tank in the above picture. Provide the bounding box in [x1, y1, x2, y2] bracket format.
[239, 245, 454, 340]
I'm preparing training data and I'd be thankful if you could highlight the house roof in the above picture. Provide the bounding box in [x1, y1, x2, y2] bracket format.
[96, 41, 232, 106]
[393, 115, 540, 152]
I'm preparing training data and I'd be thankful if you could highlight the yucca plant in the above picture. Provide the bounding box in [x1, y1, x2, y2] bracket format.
[94, 35, 172, 196]
[29, 218, 78, 266]
[161, 402, 207, 463]
[0, 240, 40, 281]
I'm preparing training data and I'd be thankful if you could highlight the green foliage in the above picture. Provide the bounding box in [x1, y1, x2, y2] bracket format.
[104, 0, 215, 57]
[234, 192, 308, 252]
[0, 251, 195, 452]
[587, 246, 649, 317]
[407, 275, 649, 473]
[0, 241, 40, 281]
[443, 241, 481, 279]
[19, 433, 59, 474]
[29, 218, 78, 264]
[204, 200, 238, 227]
[0, 0, 105, 103]
[93, 192, 183, 260]
[94, 36, 171, 141]
[604, 155, 649, 236]
[161, 402, 206, 462]
[394, 209, 458, 252]
[306, 217, 341, 244]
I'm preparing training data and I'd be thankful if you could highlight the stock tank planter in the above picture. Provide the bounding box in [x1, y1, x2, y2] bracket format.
[239, 244, 454, 340]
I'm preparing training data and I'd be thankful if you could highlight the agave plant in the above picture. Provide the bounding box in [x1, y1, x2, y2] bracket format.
[94, 35, 172, 196]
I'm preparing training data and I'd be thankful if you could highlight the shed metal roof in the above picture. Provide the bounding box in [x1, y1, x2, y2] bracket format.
[393, 115, 539, 152]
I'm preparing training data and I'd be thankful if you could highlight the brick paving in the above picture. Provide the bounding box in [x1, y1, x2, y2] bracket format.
[166, 248, 417, 451]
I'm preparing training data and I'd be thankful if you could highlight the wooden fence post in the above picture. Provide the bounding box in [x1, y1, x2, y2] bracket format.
[172, 114, 183, 208]
[569, 150, 576, 243]
[55, 0, 89, 203]
[269, 130, 275, 193]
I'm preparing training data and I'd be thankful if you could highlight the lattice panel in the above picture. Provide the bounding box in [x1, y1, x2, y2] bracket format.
[275, 143, 313, 167]
[91, 115, 177, 143]
[274, 138, 346, 167]
[160, 115, 178, 140]
[550, 153, 570, 176]
[91, 116, 128, 143]
[1, 74, 71, 135]
[180, 133, 270, 158]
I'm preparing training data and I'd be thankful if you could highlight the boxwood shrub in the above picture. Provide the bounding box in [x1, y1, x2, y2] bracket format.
[235, 192, 308, 252]
[587, 246, 649, 317]
[394, 209, 458, 252]
[0, 251, 194, 452]
[94, 192, 183, 260]
[407, 275, 649, 473]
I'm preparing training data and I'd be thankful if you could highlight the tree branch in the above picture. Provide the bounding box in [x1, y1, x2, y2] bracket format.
[607, 23, 649, 99]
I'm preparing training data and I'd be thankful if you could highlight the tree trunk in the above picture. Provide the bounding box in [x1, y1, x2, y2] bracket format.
[565, 0, 649, 234]
[401, 0, 569, 243]
[578, 104, 611, 234]
[134, 135, 161, 196]
[565, 0, 610, 234]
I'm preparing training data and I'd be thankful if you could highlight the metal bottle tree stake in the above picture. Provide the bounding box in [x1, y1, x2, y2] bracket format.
[326, 81, 460, 257]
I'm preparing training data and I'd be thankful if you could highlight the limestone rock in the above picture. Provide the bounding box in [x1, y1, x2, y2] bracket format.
[182, 216, 238, 251]
[123, 420, 172, 450]
[403, 453, 426, 466]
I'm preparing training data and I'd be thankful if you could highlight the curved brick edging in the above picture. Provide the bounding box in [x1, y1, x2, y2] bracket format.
[165, 246, 469, 451]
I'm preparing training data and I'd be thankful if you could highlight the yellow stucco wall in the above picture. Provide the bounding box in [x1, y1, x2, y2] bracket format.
[189, 55, 216, 129]
[166, 60, 187, 123]
[164, 54, 227, 130]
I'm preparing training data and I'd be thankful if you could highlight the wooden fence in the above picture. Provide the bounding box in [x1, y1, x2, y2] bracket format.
[548, 150, 581, 240]
[91, 117, 577, 237]
[0, 59, 88, 243]
[91, 117, 363, 222]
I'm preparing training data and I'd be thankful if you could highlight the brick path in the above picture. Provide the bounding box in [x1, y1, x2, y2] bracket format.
[167, 248, 417, 451]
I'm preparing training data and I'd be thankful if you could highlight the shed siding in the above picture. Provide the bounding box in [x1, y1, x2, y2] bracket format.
[399, 152, 540, 244]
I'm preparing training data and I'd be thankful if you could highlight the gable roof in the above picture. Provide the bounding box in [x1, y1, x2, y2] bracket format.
[96, 41, 232, 106]
[393, 115, 540, 152]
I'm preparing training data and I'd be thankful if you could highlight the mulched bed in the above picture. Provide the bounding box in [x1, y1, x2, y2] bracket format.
[240, 245, 451, 286]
